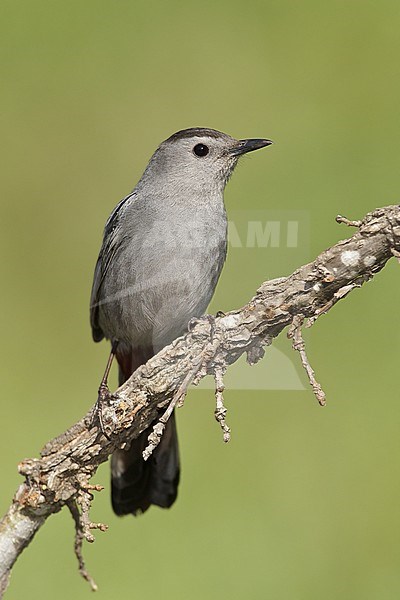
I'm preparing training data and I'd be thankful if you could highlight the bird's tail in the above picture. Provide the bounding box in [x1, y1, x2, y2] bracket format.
[111, 347, 180, 516]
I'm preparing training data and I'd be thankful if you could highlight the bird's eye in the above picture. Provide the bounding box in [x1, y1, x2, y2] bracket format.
[193, 143, 209, 157]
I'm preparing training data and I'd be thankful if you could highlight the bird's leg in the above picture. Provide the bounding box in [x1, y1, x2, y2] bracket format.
[92, 341, 119, 436]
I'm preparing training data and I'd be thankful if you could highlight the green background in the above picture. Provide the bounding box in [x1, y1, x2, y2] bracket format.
[1, 1, 400, 598]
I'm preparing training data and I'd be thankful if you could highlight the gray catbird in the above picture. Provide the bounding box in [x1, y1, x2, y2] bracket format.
[90, 127, 272, 516]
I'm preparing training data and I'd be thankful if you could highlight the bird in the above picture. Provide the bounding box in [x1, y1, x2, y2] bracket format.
[90, 127, 272, 516]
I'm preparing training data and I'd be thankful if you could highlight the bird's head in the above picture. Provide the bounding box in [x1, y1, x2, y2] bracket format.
[141, 127, 273, 195]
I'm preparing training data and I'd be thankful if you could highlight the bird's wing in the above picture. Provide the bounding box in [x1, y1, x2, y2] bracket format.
[90, 192, 136, 342]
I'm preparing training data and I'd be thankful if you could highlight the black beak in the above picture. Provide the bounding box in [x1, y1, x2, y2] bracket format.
[230, 138, 273, 156]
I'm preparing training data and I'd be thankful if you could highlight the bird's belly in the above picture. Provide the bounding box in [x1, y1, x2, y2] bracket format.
[99, 236, 226, 351]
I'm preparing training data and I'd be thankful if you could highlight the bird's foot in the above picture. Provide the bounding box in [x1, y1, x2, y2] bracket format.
[187, 315, 207, 332]
[91, 383, 113, 440]
[188, 313, 223, 342]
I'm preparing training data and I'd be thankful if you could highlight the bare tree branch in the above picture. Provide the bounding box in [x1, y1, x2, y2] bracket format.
[0, 204, 399, 596]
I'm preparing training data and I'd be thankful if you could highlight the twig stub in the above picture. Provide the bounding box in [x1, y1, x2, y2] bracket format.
[288, 315, 327, 406]
[214, 366, 231, 443]
[336, 214, 362, 227]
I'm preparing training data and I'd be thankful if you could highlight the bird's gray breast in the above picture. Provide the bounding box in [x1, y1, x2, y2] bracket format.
[97, 193, 227, 351]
